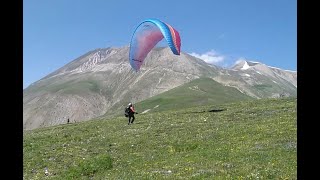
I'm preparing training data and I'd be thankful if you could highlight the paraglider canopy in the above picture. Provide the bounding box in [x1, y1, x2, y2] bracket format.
[129, 18, 181, 71]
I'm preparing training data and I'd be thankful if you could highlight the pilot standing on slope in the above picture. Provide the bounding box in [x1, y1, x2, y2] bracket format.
[127, 103, 138, 125]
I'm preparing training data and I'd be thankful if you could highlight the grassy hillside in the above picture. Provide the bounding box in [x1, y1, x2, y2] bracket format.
[23, 98, 296, 179]
[133, 77, 253, 114]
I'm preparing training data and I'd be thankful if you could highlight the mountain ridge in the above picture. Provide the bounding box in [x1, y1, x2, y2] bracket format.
[23, 46, 296, 130]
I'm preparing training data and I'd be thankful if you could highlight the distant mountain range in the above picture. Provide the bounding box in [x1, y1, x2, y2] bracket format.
[214, 60, 296, 98]
[23, 47, 296, 130]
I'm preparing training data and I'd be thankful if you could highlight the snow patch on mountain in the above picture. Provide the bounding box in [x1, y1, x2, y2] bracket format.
[241, 61, 251, 70]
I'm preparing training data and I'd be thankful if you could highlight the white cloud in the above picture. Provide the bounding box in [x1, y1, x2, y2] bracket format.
[189, 50, 225, 65]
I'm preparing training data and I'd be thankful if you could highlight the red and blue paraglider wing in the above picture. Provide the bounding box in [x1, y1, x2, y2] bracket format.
[129, 18, 181, 71]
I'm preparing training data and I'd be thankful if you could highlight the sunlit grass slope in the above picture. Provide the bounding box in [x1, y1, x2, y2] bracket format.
[134, 77, 253, 114]
[24, 97, 296, 179]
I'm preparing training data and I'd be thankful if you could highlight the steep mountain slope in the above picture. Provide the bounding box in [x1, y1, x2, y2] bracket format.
[23, 47, 218, 130]
[23, 47, 296, 130]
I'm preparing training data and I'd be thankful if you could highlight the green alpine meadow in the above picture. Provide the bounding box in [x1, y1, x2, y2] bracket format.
[23, 97, 296, 179]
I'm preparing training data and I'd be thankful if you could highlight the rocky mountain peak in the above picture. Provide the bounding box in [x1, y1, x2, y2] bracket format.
[231, 60, 262, 70]
[23, 47, 297, 130]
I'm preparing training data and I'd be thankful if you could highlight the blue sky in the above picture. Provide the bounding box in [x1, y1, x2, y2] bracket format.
[24, 0, 297, 89]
